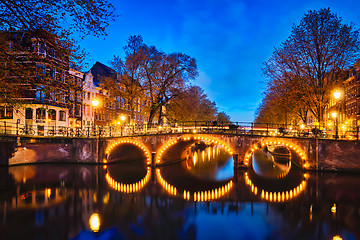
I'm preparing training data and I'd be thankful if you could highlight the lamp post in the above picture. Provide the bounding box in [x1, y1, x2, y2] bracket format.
[332, 112, 338, 140]
[116, 115, 126, 136]
[333, 90, 341, 139]
[92, 99, 99, 124]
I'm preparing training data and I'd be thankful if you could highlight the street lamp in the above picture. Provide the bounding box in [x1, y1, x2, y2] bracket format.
[334, 90, 341, 100]
[92, 99, 100, 135]
[333, 90, 341, 139]
[332, 112, 338, 140]
[92, 99, 99, 107]
[117, 114, 126, 136]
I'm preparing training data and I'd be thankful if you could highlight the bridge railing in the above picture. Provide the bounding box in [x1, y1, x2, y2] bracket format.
[0, 120, 359, 140]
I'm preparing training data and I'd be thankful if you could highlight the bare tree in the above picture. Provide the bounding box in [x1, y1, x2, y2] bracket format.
[134, 39, 198, 125]
[262, 8, 360, 126]
[0, 0, 116, 106]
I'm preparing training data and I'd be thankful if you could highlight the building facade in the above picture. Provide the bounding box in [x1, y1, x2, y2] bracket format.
[0, 31, 80, 135]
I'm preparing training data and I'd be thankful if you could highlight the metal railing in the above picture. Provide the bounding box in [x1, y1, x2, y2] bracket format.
[0, 120, 359, 140]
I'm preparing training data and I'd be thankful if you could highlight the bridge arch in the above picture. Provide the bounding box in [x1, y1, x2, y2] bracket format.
[102, 134, 315, 170]
[243, 139, 307, 168]
[155, 134, 235, 164]
[105, 139, 151, 165]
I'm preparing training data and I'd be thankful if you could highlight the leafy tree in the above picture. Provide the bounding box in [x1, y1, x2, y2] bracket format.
[262, 8, 360, 126]
[102, 36, 146, 124]
[217, 111, 231, 122]
[166, 85, 217, 122]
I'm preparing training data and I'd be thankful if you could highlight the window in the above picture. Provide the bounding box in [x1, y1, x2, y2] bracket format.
[0, 107, 4, 119]
[0, 107, 13, 119]
[36, 108, 46, 119]
[87, 105, 91, 116]
[59, 111, 66, 121]
[36, 86, 45, 102]
[50, 68, 56, 80]
[25, 108, 33, 119]
[48, 109, 56, 120]
[75, 106, 80, 116]
[87, 92, 90, 100]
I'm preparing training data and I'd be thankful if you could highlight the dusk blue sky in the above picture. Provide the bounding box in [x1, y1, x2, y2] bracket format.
[78, 0, 360, 122]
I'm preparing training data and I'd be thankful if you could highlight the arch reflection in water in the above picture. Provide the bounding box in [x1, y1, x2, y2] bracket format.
[244, 164, 308, 202]
[156, 168, 233, 202]
[106, 167, 151, 193]
[252, 144, 291, 179]
[182, 140, 234, 181]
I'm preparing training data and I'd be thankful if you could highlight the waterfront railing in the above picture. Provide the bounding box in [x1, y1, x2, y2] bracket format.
[0, 120, 359, 140]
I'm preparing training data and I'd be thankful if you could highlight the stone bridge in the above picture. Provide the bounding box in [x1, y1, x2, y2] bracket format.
[3, 133, 360, 172]
[103, 133, 360, 172]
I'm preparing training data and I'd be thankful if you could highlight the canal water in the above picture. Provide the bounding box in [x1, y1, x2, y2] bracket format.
[1, 143, 360, 240]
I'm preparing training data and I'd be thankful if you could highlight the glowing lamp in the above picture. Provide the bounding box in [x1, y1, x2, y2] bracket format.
[89, 213, 100, 232]
[334, 91, 341, 100]
[92, 99, 99, 107]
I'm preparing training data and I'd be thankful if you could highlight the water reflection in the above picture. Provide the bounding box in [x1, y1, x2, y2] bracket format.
[182, 141, 234, 181]
[252, 144, 292, 179]
[106, 166, 151, 193]
[0, 162, 360, 239]
[156, 168, 233, 201]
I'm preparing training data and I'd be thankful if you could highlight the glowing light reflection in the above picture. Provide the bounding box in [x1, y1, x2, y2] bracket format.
[244, 172, 307, 202]
[106, 167, 151, 193]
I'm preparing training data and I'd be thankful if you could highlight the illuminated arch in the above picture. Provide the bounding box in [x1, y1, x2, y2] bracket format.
[156, 134, 234, 164]
[243, 140, 307, 168]
[156, 168, 233, 201]
[105, 139, 151, 165]
[244, 172, 308, 202]
[105, 167, 151, 193]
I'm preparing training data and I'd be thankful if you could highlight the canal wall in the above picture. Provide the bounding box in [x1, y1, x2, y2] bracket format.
[0, 137, 100, 165]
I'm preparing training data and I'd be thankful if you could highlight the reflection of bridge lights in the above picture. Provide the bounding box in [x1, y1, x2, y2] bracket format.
[156, 169, 177, 196]
[244, 140, 307, 168]
[156, 168, 233, 201]
[105, 140, 151, 165]
[105, 167, 151, 193]
[192, 181, 233, 202]
[89, 213, 100, 232]
[244, 172, 307, 202]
